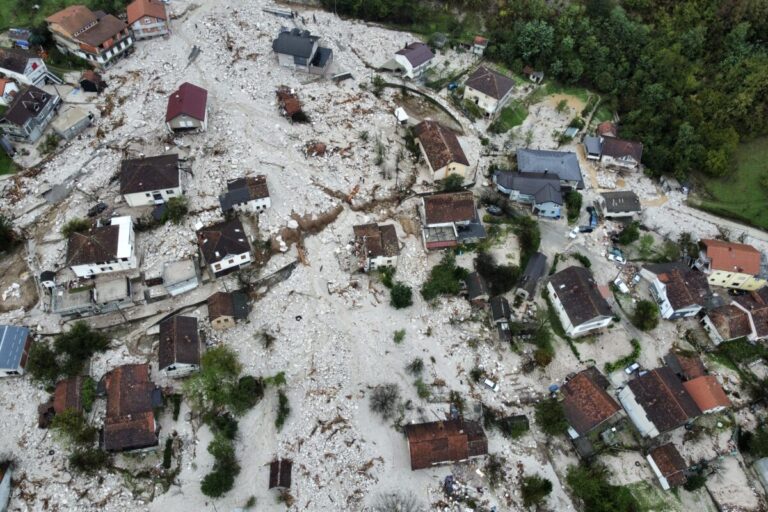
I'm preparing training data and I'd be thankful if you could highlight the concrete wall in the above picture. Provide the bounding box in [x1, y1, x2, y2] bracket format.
[707, 270, 767, 291]
[167, 113, 206, 133]
[124, 185, 182, 207]
[209, 251, 252, 277]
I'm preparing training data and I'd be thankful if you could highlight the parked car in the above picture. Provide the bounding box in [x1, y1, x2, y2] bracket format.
[624, 362, 641, 374]
[87, 202, 108, 217]
[578, 225, 593, 233]
[486, 205, 503, 216]
[483, 378, 499, 392]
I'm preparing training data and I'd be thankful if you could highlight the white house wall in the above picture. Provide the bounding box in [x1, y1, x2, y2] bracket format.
[161, 362, 199, 378]
[124, 186, 182, 207]
[209, 251, 252, 275]
[618, 386, 659, 438]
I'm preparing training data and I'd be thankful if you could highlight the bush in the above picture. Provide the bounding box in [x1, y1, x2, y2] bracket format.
[474, 252, 520, 295]
[565, 191, 583, 223]
[405, 358, 424, 376]
[209, 413, 239, 440]
[632, 300, 659, 331]
[51, 409, 97, 446]
[570, 252, 591, 268]
[201, 466, 237, 498]
[617, 221, 640, 245]
[390, 282, 413, 309]
[485, 454, 506, 489]
[275, 390, 290, 431]
[163, 438, 173, 469]
[229, 376, 264, 415]
[81, 377, 96, 413]
[162, 196, 189, 225]
[441, 173, 465, 192]
[421, 252, 469, 300]
[0, 215, 21, 252]
[604, 339, 642, 373]
[414, 378, 430, 399]
[513, 216, 541, 267]
[369, 383, 401, 419]
[566, 464, 638, 512]
[638, 234, 655, 259]
[684, 473, 707, 491]
[378, 266, 395, 288]
[61, 218, 91, 237]
[393, 329, 406, 344]
[534, 398, 567, 436]
[40, 133, 61, 155]
[68, 448, 110, 474]
[522, 474, 553, 507]
[26, 342, 60, 385]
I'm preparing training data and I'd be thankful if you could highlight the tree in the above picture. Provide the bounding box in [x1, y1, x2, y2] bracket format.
[162, 196, 189, 225]
[534, 398, 567, 436]
[275, 390, 290, 430]
[61, 218, 91, 237]
[390, 282, 413, 309]
[632, 300, 659, 331]
[54, 321, 110, 377]
[564, 190, 582, 223]
[369, 383, 401, 419]
[684, 473, 707, 491]
[68, 448, 110, 474]
[0, 215, 21, 252]
[678, 232, 699, 258]
[521, 474, 553, 507]
[420, 252, 468, 300]
[25, 342, 60, 385]
[617, 222, 640, 245]
[441, 173, 465, 192]
[183, 345, 243, 413]
[474, 252, 520, 296]
[228, 376, 264, 416]
[566, 464, 638, 512]
[51, 409, 97, 446]
[201, 467, 237, 498]
[638, 234, 654, 259]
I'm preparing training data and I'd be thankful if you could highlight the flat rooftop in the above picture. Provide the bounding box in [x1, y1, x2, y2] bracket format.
[94, 277, 130, 304]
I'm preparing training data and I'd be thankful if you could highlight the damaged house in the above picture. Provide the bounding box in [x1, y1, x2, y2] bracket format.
[647, 443, 688, 490]
[546, 266, 613, 337]
[275, 87, 305, 122]
[695, 239, 767, 291]
[272, 28, 333, 74]
[0, 48, 61, 86]
[352, 223, 400, 272]
[166, 82, 208, 133]
[0, 85, 61, 143]
[158, 315, 201, 378]
[101, 364, 160, 452]
[120, 154, 182, 207]
[420, 192, 486, 250]
[641, 263, 711, 320]
[561, 367, 622, 439]
[207, 291, 250, 330]
[219, 175, 271, 214]
[196, 218, 253, 278]
[701, 304, 754, 344]
[515, 252, 547, 301]
[465, 272, 489, 307]
[403, 418, 488, 470]
[66, 216, 137, 278]
[596, 191, 642, 219]
[414, 120, 469, 181]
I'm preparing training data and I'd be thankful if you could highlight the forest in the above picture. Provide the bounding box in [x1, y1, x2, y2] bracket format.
[322, 0, 768, 180]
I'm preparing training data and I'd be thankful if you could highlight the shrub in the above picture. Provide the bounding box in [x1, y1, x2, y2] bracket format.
[378, 266, 395, 288]
[263, 371, 287, 387]
[474, 252, 520, 295]
[534, 398, 567, 436]
[0, 215, 21, 252]
[564, 191, 582, 223]
[55, 321, 110, 377]
[522, 474, 553, 507]
[25, 342, 60, 385]
[170, 394, 182, 421]
[201, 467, 237, 498]
[405, 358, 424, 376]
[68, 448, 110, 474]
[566, 464, 638, 512]
[369, 383, 401, 419]
[632, 300, 659, 331]
[61, 218, 91, 237]
[162, 196, 189, 225]
[209, 413, 239, 440]
[275, 390, 290, 431]
[163, 438, 173, 469]
[40, 133, 61, 155]
[393, 329, 406, 344]
[638, 234, 655, 259]
[441, 173, 465, 192]
[604, 339, 642, 373]
[684, 473, 707, 491]
[229, 376, 264, 415]
[390, 282, 413, 309]
[81, 377, 96, 413]
[51, 409, 97, 446]
[414, 379, 431, 399]
[571, 252, 591, 268]
[555, 99, 568, 113]
[470, 367, 484, 382]
[617, 221, 640, 245]
[371, 75, 386, 97]
[421, 252, 469, 300]
[485, 454, 506, 489]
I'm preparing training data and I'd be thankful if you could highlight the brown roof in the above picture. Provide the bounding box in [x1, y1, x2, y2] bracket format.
[561, 368, 621, 436]
[207, 290, 250, 321]
[734, 287, 768, 338]
[597, 121, 617, 137]
[683, 375, 732, 413]
[66, 223, 119, 266]
[46, 5, 98, 36]
[196, 218, 251, 264]
[353, 223, 400, 260]
[268, 459, 292, 489]
[0, 48, 35, 74]
[423, 191, 476, 225]
[120, 154, 179, 194]
[414, 120, 469, 171]
[166, 82, 208, 122]
[627, 367, 701, 433]
[701, 239, 762, 275]
[276, 87, 302, 117]
[663, 352, 707, 381]
[649, 443, 687, 487]
[53, 376, 83, 414]
[645, 263, 710, 311]
[2, 86, 55, 127]
[404, 419, 487, 470]
[548, 266, 612, 326]
[127, 0, 167, 24]
[77, 14, 127, 47]
[465, 66, 514, 101]
[103, 364, 158, 452]
[708, 305, 752, 341]
[158, 315, 200, 370]
[473, 36, 488, 46]
[601, 136, 643, 162]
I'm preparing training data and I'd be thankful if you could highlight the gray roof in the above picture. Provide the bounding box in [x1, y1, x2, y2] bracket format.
[272, 28, 318, 58]
[600, 191, 641, 214]
[495, 171, 563, 205]
[0, 324, 29, 370]
[490, 296, 510, 321]
[519, 252, 547, 296]
[516, 149, 584, 189]
[584, 136, 601, 155]
[466, 272, 488, 300]
[549, 266, 612, 326]
[396, 42, 434, 67]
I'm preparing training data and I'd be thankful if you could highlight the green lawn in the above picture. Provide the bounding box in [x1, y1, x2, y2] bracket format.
[593, 104, 614, 123]
[543, 82, 591, 103]
[692, 137, 768, 230]
[0, 152, 14, 175]
[490, 100, 528, 133]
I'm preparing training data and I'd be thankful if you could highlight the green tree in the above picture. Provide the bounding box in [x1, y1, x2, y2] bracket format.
[0, 215, 21, 252]
[390, 282, 413, 309]
[566, 464, 638, 512]
[421, 252, 469, 300]
[69, 448, 110, 474]
[61, 218, 91, 238]
[632, 300, 659, 331]
[638, 234, 654, 259]
[534, 398, 567, 436]
[617, 222, 640, 245]
[183, 345, 243, 413]
[275, 390, 290, 431]
[51, 409, 97, 446]
[162, 196, 189, 225]
[54, 321, 110, 377]
[441, 173, 465, 192]
[25, 342, 60, 385]
[521, 474, 553, 507]
[474, 252, 520, 296]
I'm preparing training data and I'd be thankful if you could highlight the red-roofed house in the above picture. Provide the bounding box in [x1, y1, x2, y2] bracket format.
[682, 375, 732, 414]
[561, 367, 621, 439]
[647, 444, 688, 490]
[472, 36, 488, 55]
[414, 120, 469, 180]
[126, 0, 169, 40]
[695, 239, 766, 291]
[166, 82, 208, 133]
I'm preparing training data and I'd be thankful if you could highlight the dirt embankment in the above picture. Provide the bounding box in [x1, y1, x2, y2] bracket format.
[0, 248, 39, 313]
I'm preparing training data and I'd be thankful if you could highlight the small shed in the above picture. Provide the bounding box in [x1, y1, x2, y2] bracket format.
[394, 107, 409, 125]
[51, 107, 93, 140]
[40, 271, 56, 289]
[269, 459, 292, 489]
[80, 70, 107, 94]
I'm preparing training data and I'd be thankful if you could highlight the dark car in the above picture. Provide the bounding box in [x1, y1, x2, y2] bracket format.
[486, 205, 503, 216]
[87, 202, 108, 217]
[578, 226, 593, 233]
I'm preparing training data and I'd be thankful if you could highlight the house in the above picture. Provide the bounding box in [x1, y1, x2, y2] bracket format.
[489, 296, 510, 325]
[472, 36, 488, 55]
[695, 239, 767, 291]
[352, 223, 400, 272]
[126, 0, 169, 40]
[583, 136, 602, 160]
[219, 175, 271, 214]
[0, 325, 32, 377]
[159, 315, 201, 378]
[50, 106, 93, 140]
[196, 218, 252, 277]
[682, 375, 731, 414]
[162, 259, 199, 296]
[101, 364, 160, 452]
[51, 275, 134, 316]
[701, 304, 754, 345]
[547, 266, 613, 337]
[271, 28, 333, 74]
[403, 419, 488, 470]
[166, 82, 208, 133]
[0, 48, 61, 86]
[516, 252, 547, 301]
[600, 136, 643, 170]
[0, 86, 61, 142]
[275, 86, 304, 122]
[494, 171, 562, 218]
[465, 272, 489, 307]
[618, 367, 701, 438]
[9, 28, 31, 48]
[120, 154, 181, 207]
[641, 263, 711, 320]
[597, 191, 641, 219]
[663, 351, 707, 381]
[561, 367, 621, 438]
[46, 5, 134, 69]
[733, 287, 768, 340]
[462, 66, 515, 115]
[597, 121, 617, 137]
[522, 66, 543, 83]
[384, 42, 434, 79]
[420, 192, 486, 250]
[79, 70, 106, 93]
[269, 459, 292, 489]
[516, 148, 584, 189]
[53, 376, 84, 414]
[414, 120, 470, 180]
[66, 216, 137, 278]
[647, 444, 688, 490]
[0, 79, 19, 106]
[207, 291, 250, 330]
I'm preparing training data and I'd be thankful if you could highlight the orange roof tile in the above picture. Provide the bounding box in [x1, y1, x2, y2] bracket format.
[682, 375, 731, 412]
[127, 0, 167, 25]
[702, 239, 762, 275]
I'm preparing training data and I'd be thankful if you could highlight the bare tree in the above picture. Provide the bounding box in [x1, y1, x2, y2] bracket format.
[369, 383, 401, 420]
[372, 491, 424, 512]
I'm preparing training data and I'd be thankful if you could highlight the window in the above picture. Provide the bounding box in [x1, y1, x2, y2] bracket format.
[214, 263, 221, 270]
[228, 259, 234, 264]
[145, 192, 151, 197]
[166, 190, 175, 194]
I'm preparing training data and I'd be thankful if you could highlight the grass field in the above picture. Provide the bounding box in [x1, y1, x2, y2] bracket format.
[0, 152, 15, 175]
[691, 137, 768, 230]
[542, 82, 591, 103]
[490, 100, 528, 133]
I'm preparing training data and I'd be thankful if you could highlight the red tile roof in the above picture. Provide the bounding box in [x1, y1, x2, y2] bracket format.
[46, 5, 97, 36]
[649, 443, 687, 487]
[53, 376, 83, 414]
[404, 419, 487, 470]
[127, 0, 167, 24]
[682, 375, 731, 413]
[423, 191, 476, 225]
[701, 239, 762, 275]
[414, 120, 469, 171]
[561, 368, 620, 436]
[166, 82, 208, 122]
